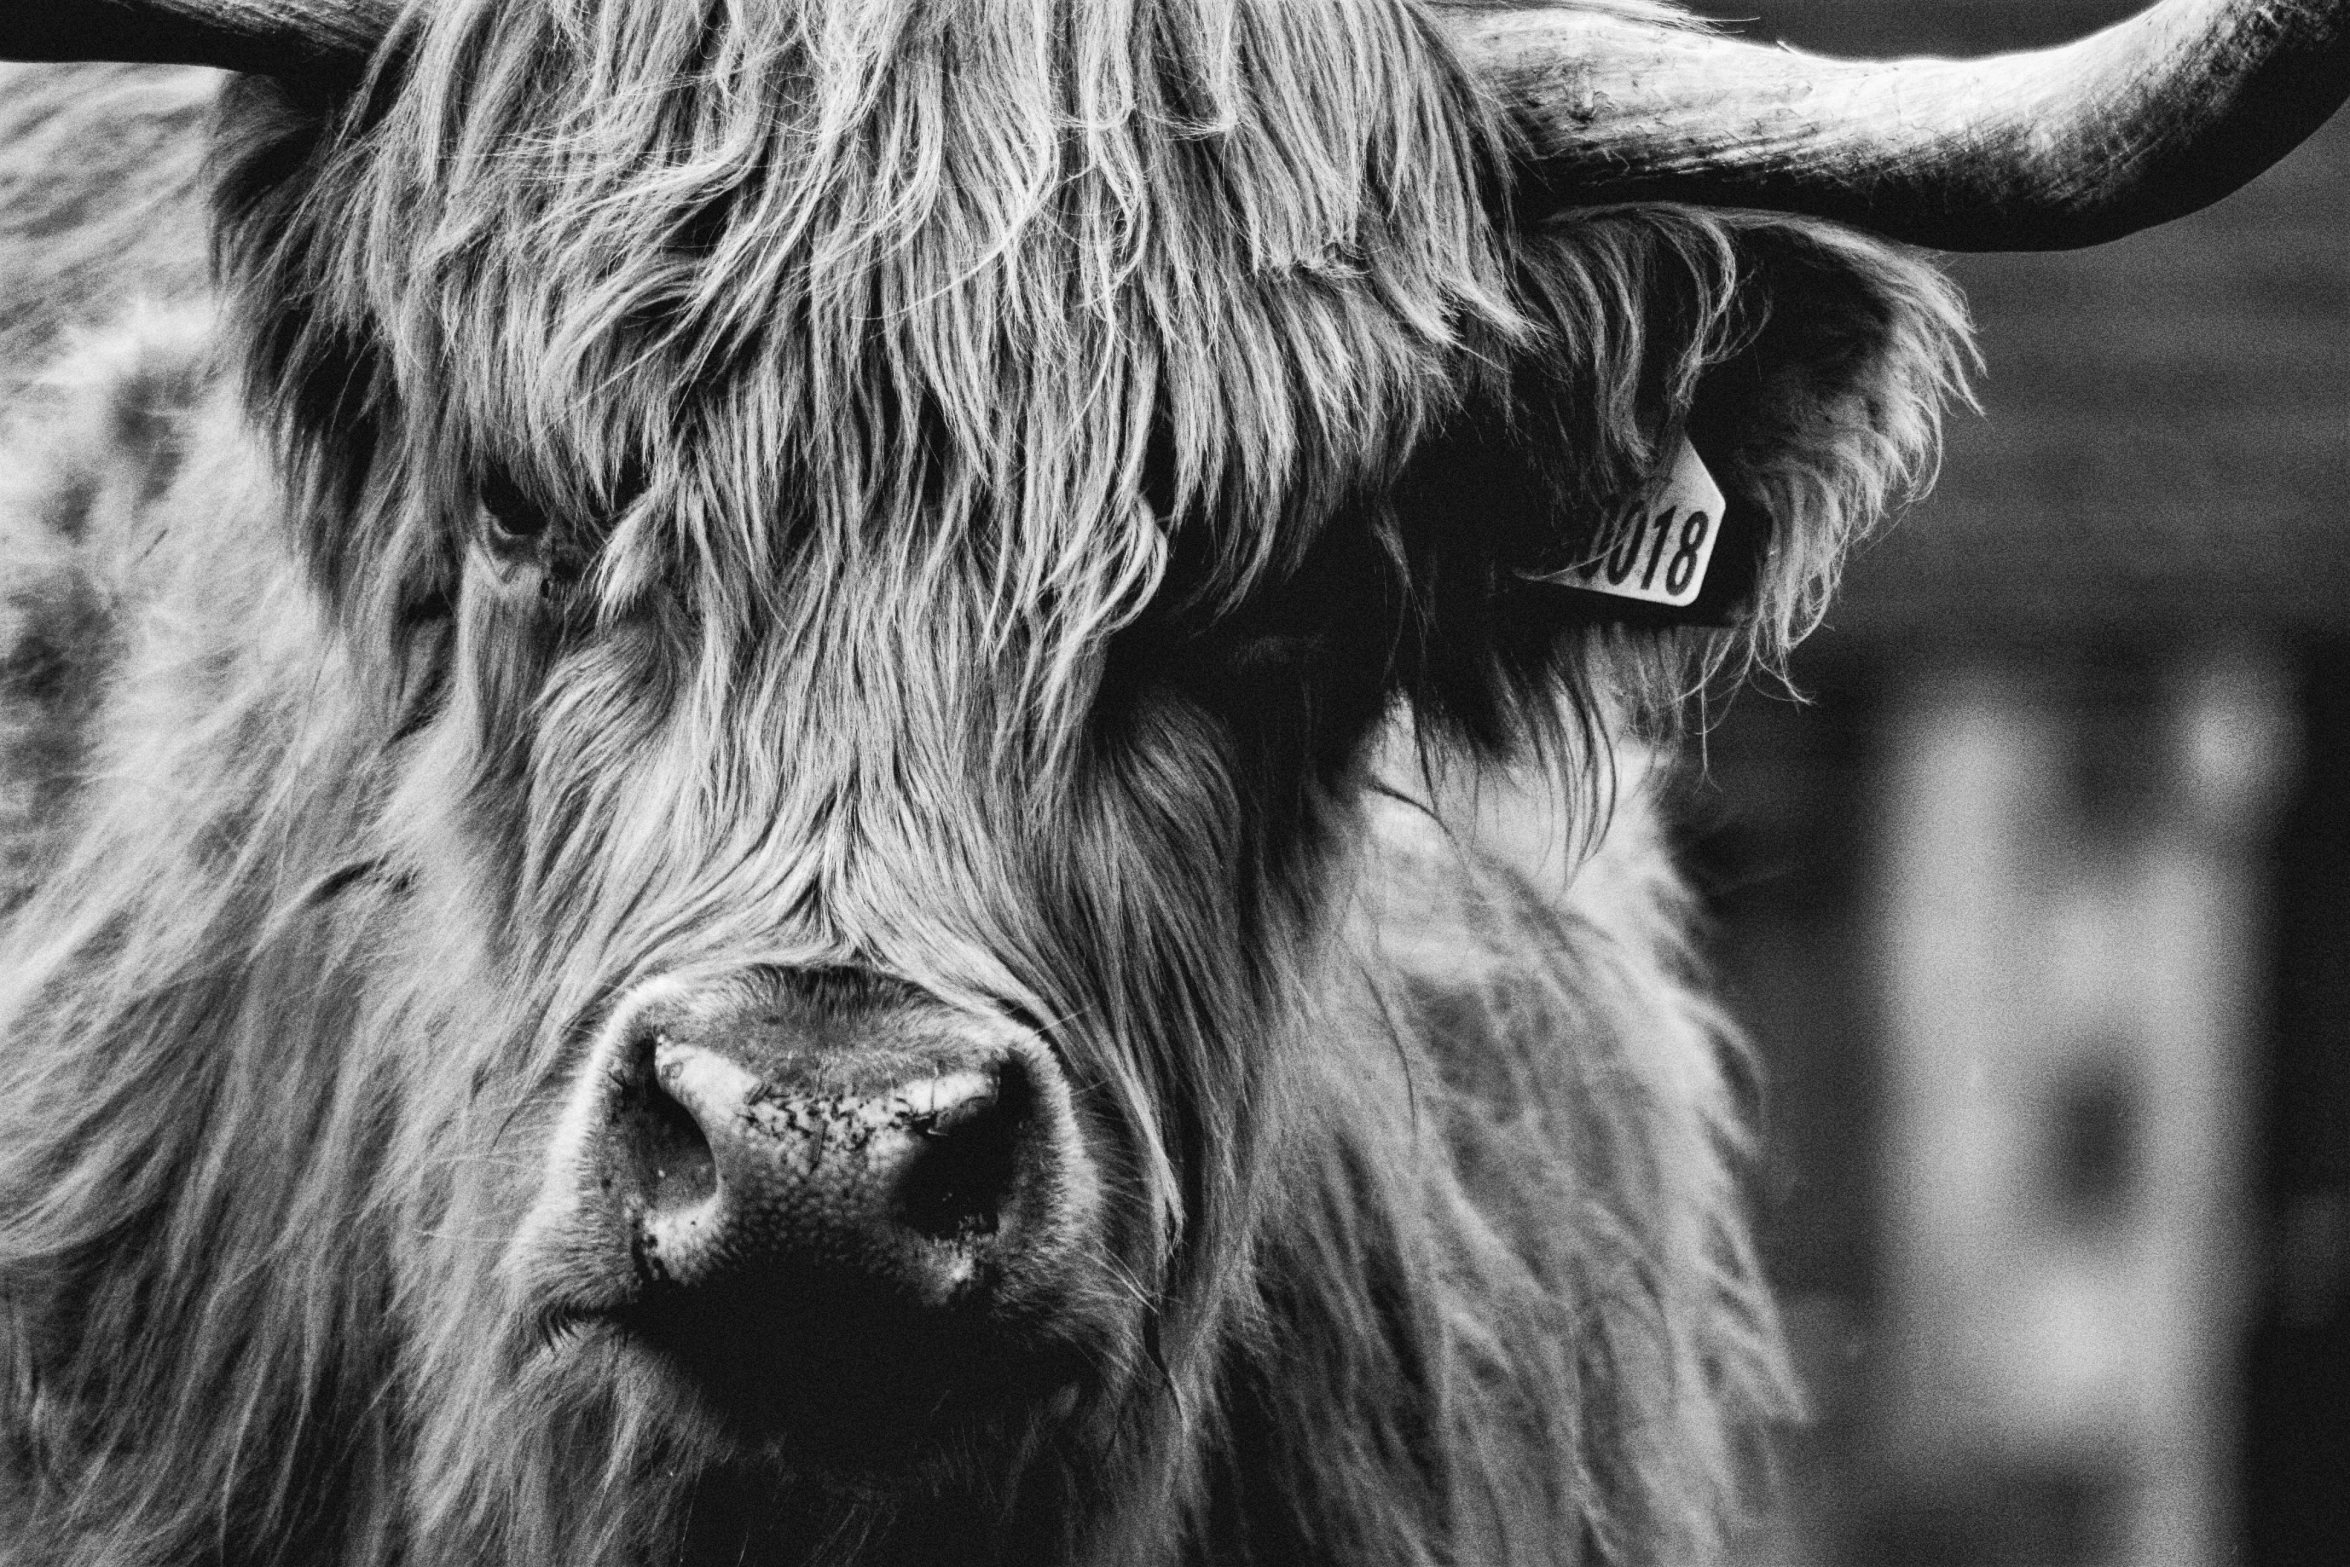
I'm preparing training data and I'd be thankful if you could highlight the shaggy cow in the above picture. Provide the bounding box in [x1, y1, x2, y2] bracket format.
[0, 1, 2340, 1563]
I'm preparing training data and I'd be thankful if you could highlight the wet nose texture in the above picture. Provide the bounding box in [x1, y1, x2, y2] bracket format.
[594, 977, 1065, 1452]
[631, 1038, 1028, 1302]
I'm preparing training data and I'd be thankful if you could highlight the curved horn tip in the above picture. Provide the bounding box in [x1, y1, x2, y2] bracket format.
[1448, 0, 2350, 251]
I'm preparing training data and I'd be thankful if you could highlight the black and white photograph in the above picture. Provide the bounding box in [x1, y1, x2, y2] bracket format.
[1, 1, 2343, 1562]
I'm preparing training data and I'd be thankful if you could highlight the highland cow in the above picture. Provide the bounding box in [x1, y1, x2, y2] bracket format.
[0, 1, 2341, 1564]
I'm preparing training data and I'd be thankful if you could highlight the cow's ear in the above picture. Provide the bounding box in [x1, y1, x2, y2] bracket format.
[1670, 216, 1974, 659]
[1510, 212, 1967, 654]
[1384, 211, 1968, 749]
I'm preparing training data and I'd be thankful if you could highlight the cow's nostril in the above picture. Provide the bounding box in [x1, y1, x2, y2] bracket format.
[621, 1043, 716, 1212]
[894, 1068, 1026, 1242]
[620, 1034, 1040, 1302]
[565, 976, 1098, 1456]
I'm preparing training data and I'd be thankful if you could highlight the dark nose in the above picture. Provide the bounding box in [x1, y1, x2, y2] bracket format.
[621, 1030, 1028, 1309]
[580, 970, 1084, 1448]
[607, 975, 1038, 1314]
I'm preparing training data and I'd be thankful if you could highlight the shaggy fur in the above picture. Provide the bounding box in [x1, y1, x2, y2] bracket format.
[0, 3, 1968, 1563]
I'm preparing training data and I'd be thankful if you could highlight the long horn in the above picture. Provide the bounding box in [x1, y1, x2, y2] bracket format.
[1446, 0, 2350, 250]
[0, 0, 395, 79]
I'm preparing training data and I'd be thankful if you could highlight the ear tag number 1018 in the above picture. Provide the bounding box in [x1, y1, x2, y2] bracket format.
[1538, 438, 1727, 609]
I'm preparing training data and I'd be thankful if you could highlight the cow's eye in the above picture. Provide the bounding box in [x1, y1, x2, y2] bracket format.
[478, 469, 552, 542]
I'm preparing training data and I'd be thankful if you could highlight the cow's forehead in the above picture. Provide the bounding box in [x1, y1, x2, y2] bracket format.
[335, 0, 1522, 653]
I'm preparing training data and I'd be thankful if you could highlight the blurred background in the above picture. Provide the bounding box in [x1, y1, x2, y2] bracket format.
[1677, 3, 2350, 1562]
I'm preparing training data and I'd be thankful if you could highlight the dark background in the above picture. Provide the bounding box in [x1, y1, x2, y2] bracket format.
[1667, 3, 2350, 1562]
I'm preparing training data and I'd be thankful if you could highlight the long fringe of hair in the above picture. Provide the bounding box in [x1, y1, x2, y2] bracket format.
[4, 0, 1968, 1561]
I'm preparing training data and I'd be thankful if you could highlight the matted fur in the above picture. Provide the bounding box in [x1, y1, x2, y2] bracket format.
[0, 3, 1967, 1563]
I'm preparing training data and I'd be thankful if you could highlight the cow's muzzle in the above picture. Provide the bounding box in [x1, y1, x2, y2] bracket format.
[530, 967, 1102, 1457]
[626, 1030, 1031, 1304]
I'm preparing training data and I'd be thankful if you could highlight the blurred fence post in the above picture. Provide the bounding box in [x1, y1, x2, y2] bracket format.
[1869, 646, 2289, 1566]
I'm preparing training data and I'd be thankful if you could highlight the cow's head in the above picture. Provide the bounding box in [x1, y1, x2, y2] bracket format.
[5, 0, 2341, 1558]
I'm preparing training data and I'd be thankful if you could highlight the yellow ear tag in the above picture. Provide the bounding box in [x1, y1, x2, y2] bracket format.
[1536, 438, 1727, 609]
